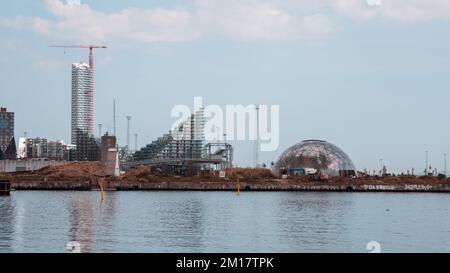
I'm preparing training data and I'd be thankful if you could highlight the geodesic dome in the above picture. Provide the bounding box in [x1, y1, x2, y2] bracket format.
[274, 140, 356, 177]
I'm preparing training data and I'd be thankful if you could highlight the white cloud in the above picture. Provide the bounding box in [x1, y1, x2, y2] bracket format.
[43, 0, 202, 43]
[2, 0, 449, 45]
[0, 0, 337, 44]
[206, 2, 294, 40]
[0, 16, 50, 35]
[332, 0, 450, 23]
[194, 0, 337, 41]
[301, 14, 336, 38]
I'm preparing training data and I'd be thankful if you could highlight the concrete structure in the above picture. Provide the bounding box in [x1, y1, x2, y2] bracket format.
[72, 62, 99, 161]
[101, 133, 116, 162]
[204, 142, 233, 170]
[0, 159, 67, 173]
[100, 133, 119, 177]
[0, 107, 16, 160]
[10, 178, 450, 193]
[0, 179, 10, 196]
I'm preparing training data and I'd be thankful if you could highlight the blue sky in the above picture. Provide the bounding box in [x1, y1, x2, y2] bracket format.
[1, 0, 450, 173]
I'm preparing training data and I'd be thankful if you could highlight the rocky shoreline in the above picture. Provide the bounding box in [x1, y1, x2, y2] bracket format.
[3, 162, 450, 193]
[9, 179, 450, 193]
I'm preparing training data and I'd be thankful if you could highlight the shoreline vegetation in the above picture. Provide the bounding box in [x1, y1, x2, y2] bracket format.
[1, 162, 450, 193]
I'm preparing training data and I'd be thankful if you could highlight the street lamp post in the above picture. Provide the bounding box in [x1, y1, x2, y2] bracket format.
[126, 116, 131, 153]
[444, 153, 447, 178]
[98, 124, 102, 138]
[380, 159, 383, 176]
[215, 125, 220, 143]
[254, 104, 260, 168]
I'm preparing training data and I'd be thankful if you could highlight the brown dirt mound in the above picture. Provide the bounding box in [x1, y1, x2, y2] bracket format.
[119, 167, 276, 183]
[9, 162, 105, 182]
[225, 168, 276, 181]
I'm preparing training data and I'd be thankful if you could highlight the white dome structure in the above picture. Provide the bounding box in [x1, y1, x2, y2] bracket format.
[274, 140, 356, 177]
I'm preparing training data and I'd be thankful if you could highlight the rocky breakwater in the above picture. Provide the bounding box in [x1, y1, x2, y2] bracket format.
[2, 163, 450, 192]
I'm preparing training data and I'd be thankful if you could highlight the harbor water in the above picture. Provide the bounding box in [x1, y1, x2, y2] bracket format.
[1, 191, 450, 253]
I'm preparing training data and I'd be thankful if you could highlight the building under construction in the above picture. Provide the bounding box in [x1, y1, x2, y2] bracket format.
[51, 44, 107, 162]
[0, 107, 16, 160]
[128, 108, 233, 175]
[71, 61, 99, 161]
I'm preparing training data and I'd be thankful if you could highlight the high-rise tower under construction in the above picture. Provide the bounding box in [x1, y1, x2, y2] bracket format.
[71, 61, 98, 161]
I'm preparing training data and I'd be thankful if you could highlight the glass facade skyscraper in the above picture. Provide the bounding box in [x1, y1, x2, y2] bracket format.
[71, 62, 98, 161]
[0, 107, 16, 160]
[71, 61, 92, 142]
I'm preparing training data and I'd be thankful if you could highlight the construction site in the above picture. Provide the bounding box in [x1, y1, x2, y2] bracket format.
[2, 160, 450, 193]
[127, 107, 233, 176]
[3, 43, 447, 187]
[56, 44, 232, 177]
[1, 43, 235, 178]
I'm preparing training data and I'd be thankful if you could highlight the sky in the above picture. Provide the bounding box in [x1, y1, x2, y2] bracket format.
[1, 0, 450, 174]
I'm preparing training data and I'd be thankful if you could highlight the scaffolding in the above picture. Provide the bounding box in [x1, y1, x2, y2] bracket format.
[71, 62, 99, 161]
[133, 108, 205, 162]
[0, 107, 16, 160]
[204, 142, 233, 170]
[127, 108, 233, 174]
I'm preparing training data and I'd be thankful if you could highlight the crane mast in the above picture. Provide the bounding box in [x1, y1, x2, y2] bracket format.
[49, 45, 107, 135]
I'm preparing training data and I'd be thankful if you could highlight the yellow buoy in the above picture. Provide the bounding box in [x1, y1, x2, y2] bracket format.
[236, 177, 240, 196]
[99, 178, 105, 205]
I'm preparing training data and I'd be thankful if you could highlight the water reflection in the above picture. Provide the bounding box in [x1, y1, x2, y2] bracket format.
[0, 196, 15, 250]
[12, 201, 26, 251]
[275, 192, 353, 252]
[95, 192, 117, 252]
[1, 191, 450, 252]
[67, 193, 96, 252]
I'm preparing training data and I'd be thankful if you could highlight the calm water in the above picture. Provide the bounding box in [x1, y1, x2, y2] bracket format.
[1, 191, 450, 253]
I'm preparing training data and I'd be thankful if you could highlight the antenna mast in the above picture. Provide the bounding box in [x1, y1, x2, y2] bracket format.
[113, 99, 116, 137]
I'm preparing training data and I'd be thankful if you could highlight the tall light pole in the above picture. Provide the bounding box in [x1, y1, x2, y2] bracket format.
[215, 125, 220, 143]
[254, 104, 260, 168]
[98, 124, 102, 138]
[126, 116, 131, 153]
[444, 153, 447, 177]
[113, 99, 116, 136]
[426, 150, 429, 176]
[380, 159, 383, 176]
[134, 133, 138, 153]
